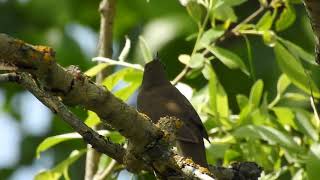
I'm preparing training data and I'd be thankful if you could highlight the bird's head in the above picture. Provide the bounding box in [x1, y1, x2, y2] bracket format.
[141, 56, 170, 89]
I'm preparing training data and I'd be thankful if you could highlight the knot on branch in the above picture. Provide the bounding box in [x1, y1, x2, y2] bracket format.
[34, 45, 55, 62]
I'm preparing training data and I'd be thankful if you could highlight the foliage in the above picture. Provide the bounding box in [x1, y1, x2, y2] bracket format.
[1, 0, 320, 179]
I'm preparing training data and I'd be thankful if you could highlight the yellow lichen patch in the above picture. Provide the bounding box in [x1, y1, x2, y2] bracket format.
[175, 119, 182, 129]
[198, 166, 210, 174]
[15, 39, 26, 46]
[185, 158, 195, 165]
[34, 45, 55, 62]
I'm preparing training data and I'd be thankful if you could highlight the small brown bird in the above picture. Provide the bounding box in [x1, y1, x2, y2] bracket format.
[137, 57, 209, 167]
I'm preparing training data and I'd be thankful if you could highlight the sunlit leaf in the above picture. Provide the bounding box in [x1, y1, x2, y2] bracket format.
[277, 74, 291, 95]
[295, 110, 318, 141]
[204, 45, 249, 75]
[272, 107, 296, 129]
[201, 63, 211, 80]
[102, 68, 142, 91]
[36, 131, 109, 158]
[84, 63, 108, 77]
[249, 79, 264, 107]
[236, 94, 249, 110]
[257, 11, 274, 30]
[178, 54, 191, 65]
[84, 110, 100, 127]
[189, 53, 205, 68]
[114, 82, 140, 101]
[274, 43, 320, 97]
[275, 5, 296, 31]
[199, 28, 224, 47]
[208, 66, 230, 121]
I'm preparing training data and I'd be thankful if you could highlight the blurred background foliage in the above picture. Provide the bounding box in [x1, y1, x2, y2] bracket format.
[1, 0, 320, 179]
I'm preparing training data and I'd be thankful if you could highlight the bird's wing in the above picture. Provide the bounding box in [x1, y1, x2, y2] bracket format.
[164, 86, 210, 142]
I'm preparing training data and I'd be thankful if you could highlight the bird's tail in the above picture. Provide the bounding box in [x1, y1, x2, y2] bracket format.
[176, 139, 208, 168]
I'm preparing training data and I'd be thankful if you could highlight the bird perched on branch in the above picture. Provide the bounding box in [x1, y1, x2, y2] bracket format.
[137, 56, 209, 168]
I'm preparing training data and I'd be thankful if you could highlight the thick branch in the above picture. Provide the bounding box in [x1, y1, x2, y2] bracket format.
[303, 0, 320, 64]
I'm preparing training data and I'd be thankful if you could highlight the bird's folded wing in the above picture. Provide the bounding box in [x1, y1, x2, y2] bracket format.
[175, 124, 201, 143]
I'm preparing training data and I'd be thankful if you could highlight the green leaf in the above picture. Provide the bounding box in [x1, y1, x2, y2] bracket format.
[277, 74, 291, 95]
[278, 37, 316, 65]
[274, 42, 320, 97]
[272, 107, 297, 129]
[213, 4, 238, 22]
[208, 66, 230, 120]
[256, 11, 274, 30]
[84, 63, 108, 77]
[233, 125, 302, 152]
[283, 92, 308, 102]
[103, 68, 130, 90]
[307, 143, 320, 180]
[84, 110, 100, 127]
[114, 82, 140, 101]
[139, 36, 152, 63]
[204, 45, 249, 75]
[36, 131, 109, 158]
[186, 1, 206, 22]
[224, 0, 248, 6]
[102, 68, 142, 91]
[275, 5, 296, 31]
[199, 28, 225, 47]
[189, 53, 205, 68]
[295, 110, 318, 141]
[249, 79, 264, 106]
[35, 149, 86, 180]
[178, 54, 191, 65]
[201, 63, 211, 80]
[236, 94, 249, 110]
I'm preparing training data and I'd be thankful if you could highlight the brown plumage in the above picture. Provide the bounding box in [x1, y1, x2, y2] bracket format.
[137, 57, 209, 167]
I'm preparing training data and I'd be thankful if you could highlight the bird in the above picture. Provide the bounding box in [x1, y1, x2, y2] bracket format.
[137, 56, 209, 168]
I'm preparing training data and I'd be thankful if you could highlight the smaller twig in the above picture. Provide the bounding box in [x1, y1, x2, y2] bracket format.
[232, 6, 264, 34]
[93, 57, 144, 71]
[172, 66, 189, 85]
[93, 159, 118, 180]
[0, 73, 19, 82]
